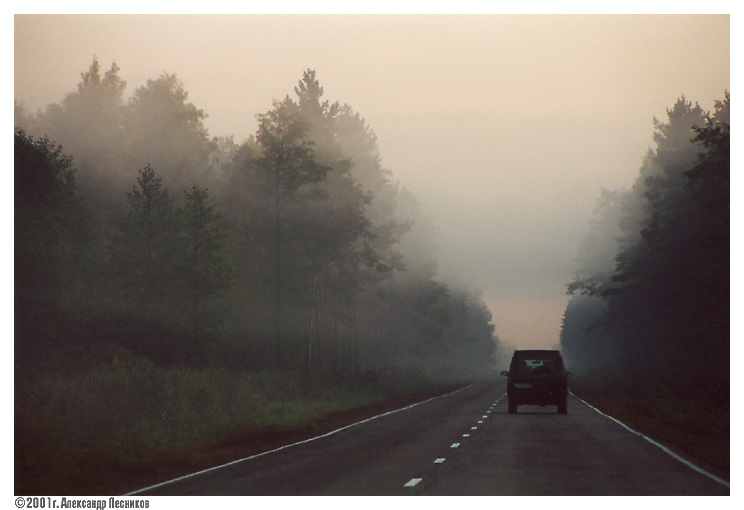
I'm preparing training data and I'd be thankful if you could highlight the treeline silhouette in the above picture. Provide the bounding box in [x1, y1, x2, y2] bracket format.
[561, 93, 729, 404]
[15, 59, 499, 379]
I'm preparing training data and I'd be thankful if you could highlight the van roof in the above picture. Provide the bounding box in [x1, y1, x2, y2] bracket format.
[512, 350, 562, 358]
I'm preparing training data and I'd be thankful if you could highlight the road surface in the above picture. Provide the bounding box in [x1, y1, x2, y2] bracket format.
[131, 381, 729, 495]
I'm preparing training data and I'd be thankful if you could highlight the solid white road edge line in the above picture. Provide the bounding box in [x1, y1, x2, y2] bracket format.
[123, 383, 475, 496]
[570, 390, 730, 489]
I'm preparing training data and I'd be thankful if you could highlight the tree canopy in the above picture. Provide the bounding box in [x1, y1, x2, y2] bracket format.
[561, 93, 730, 402]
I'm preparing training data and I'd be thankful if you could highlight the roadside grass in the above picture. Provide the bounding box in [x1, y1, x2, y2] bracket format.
[569, 375, 729, 477]
[15, 350, 460, 495]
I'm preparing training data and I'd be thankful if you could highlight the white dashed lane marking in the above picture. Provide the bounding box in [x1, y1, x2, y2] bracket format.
[404, 478, 422, 487]
[403, 393, 508, 493]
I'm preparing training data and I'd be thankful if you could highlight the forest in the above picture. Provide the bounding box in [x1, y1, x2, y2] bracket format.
[15, 59, 500, 378]
[560, 92, 730, 469]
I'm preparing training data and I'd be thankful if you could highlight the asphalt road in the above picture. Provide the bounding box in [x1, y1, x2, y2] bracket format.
[132, 381, 729, 496]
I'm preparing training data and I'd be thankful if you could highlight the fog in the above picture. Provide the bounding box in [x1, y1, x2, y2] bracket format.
[14, 14, 729, 350]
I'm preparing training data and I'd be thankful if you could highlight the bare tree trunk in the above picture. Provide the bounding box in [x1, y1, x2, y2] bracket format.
[274, 153, 283, 370]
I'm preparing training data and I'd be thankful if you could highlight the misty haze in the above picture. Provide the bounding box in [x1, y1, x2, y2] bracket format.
[13, 14, 729, 496]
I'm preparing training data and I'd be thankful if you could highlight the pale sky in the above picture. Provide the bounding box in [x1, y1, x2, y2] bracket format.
[13, 13, 730, 351]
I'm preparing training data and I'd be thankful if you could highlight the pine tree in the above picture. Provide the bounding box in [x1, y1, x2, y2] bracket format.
[125, 73, 216, 192]
[33, 57, 128, 203]
[115, 165, 178, 303]
[255, 97, 329, 368]
[180, 185, 232, 339]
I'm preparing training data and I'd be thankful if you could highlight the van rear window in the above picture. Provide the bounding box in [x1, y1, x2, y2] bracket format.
[510, 357, 561, 374]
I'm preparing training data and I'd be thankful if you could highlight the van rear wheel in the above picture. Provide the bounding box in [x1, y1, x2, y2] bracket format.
[508, 397, 517, 414]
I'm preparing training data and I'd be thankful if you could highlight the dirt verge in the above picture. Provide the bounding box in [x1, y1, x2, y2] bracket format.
[569, 379, 729, 481]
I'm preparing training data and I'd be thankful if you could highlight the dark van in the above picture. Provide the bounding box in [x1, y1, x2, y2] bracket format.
[501, 350, 571, 414]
